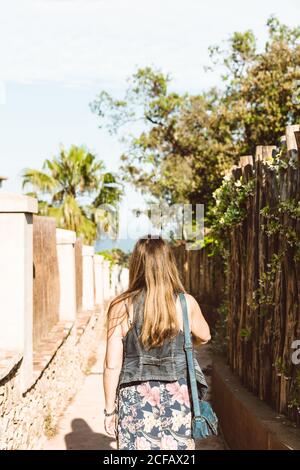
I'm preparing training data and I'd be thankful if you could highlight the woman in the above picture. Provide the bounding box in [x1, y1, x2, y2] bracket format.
[103, 237, 211, 450]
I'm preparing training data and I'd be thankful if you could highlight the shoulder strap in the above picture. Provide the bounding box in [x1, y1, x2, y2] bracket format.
[179, 293, 201, 418]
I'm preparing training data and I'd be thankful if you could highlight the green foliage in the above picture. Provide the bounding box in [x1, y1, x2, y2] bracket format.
[248, 252, 284, 311]
[288, 370, 300, 413]
[207, 175, 255, 257]
[211, 151, 300, 312]
[22, 145, 122, 243]
[91, 17, 300, 214]
[274, 357, 288, 377]
[210, 16, 300, 155]
[91, 68, 234, 210]
[98, 248, 130, 268]
[240, 328, 252, 341]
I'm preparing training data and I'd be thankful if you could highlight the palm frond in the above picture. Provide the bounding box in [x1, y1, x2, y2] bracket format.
[22, 145, 122, 244]
[22, 169, 57, 193]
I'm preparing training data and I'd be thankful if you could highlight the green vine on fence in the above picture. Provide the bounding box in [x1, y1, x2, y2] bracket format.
[248, 251, 284, 311]
[208, 147, 300, 285]
[288, 370, 300, 413]
[207, 175, 256, 258]
[208, 146, 300, 420]
[261, 199, 300, 260]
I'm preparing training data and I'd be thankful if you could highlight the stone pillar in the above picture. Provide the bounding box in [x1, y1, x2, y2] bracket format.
[94, 254, 104, 307]
[56, 228, 77, 321]
[102, 260, 111, 301]
[82, 245, 95, 311]
[0, 192, 37, 390]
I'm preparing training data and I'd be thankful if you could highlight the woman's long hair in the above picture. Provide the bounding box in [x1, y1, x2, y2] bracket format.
[107, 236, 185, 349]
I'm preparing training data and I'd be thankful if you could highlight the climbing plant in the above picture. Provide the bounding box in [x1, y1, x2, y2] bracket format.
[209, 135, 300, 425]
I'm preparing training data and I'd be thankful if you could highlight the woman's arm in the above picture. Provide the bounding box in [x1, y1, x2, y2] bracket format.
[187, 294, 211, 345]
[103, 302, 125, 434]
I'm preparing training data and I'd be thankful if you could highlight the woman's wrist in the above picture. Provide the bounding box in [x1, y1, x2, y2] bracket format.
[104, 407, 117, 417]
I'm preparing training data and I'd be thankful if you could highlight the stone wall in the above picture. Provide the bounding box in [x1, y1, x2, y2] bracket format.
[0, 309, 105, 450]
[0, 191, 129, 450]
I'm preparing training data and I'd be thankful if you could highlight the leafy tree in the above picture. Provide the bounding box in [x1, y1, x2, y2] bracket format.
[91, 17, 300, 217]
[22, 145, 122, 243]
[98, 248, 130, 268]
[209, 16, 300, 154]
[91, 68, 233, 210]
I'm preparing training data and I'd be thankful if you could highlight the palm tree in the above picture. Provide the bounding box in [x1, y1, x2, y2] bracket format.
[22, 145, 122, 243]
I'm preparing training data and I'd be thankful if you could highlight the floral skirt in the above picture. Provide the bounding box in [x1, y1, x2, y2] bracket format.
[117, 377, 195, 450]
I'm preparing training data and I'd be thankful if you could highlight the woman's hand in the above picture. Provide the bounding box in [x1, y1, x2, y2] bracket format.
[104, 414, 117, 437]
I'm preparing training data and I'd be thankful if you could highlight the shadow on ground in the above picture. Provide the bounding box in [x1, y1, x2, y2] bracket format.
[64, 419, 115, 450]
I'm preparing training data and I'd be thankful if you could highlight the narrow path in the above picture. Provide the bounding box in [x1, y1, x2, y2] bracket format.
[195, 346, 225, 450]
[43, 339, 116, 450]
[44, 343, 224, 450]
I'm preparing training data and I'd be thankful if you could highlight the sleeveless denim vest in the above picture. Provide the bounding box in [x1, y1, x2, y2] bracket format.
[118, 290, 208, 400]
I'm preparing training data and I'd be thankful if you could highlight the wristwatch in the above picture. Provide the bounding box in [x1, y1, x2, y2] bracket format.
[104, 408, 117, 417]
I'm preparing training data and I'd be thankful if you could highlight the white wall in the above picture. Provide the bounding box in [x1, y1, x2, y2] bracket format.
[94, 254, 104, 307]
[56, 228, 77, 321]
[0, 192, 37, 390]
[82, 245, 95, 311]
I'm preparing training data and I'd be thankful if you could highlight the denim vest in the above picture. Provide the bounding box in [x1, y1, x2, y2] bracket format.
[118, 290, 208, 400]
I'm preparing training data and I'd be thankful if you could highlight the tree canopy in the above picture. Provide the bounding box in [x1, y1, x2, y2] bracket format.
[91, 17, 300, 215]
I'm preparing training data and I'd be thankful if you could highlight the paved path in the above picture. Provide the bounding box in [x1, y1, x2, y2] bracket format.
[43, 338, 116, 450]
[194, 346, 225, 450]
[44, 343, 224, 450]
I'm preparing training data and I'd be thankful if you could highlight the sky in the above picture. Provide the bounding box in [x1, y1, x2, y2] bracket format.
[0, 0, 299, 248]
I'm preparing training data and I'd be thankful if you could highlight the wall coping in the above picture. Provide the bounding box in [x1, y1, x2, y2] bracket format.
[0, 350, 23, 383]
[0, 192, 38, 214]
[56, 228, 76, 244]
[212, 355, 300, 450]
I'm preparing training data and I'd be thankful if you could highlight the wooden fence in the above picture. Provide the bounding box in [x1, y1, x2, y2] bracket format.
[227, 125, 300, 425]
[172, 244, 225, 328]
[33, 216, 60, 349]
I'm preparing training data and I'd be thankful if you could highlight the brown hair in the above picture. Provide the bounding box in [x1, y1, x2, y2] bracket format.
[107, 236, 185, 349]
